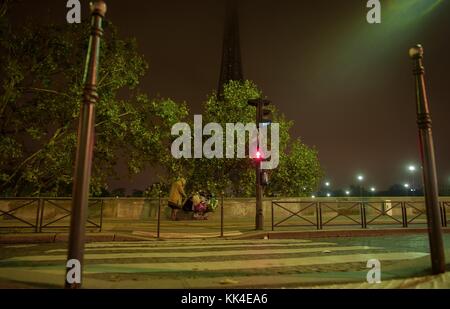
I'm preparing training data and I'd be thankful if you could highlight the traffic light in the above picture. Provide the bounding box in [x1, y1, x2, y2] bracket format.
[248, 98, 272, 128]
[260, 108, 272, 127]
[255, 149, 262, 161]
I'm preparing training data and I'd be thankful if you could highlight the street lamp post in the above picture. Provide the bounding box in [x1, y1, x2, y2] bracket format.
[324, 181, 330, 197]
[65, 1, 107, 288]
[404, 183, 410, 197]
[409, 44, 445, 274]
[408, 165, 417, 195]
[357, 175, 364, 201]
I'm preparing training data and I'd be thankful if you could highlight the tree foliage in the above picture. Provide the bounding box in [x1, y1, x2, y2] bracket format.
[181, 80, 323, 197]
[0, 7, 322, 198]
[0, 18, 187, 196]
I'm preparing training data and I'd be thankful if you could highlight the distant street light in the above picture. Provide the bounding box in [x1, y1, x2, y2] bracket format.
[404, 183, 411, 196]
[327, 193, 331, 197]
[325, 182, 330, 187]
[370, 187, 376, 199]
[345, 190, 351, 196]
[408, 165, 417, 194]
[357, 175, 364, 201]
[311, 195, 316, 199]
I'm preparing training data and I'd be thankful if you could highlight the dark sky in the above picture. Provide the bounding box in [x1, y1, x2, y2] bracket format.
[8, 0, 450, 192]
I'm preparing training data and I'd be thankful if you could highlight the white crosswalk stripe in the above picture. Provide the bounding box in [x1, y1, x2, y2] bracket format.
[0, 238, 432, 288]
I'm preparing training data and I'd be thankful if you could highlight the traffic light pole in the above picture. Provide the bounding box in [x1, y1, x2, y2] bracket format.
[249, 99, 270, 231]
[65, 1, 107, 288]
[409, 44, 446, 274]
[255, 161, 263, 230]
[255, 101, 263, 230]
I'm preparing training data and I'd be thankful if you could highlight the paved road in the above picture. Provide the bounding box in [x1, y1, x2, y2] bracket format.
[1, 234, 449, 288]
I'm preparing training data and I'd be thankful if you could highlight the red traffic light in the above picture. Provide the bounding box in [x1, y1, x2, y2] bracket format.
[253, 149, 264, 162]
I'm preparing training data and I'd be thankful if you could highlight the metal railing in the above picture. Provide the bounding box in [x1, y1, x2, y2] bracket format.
[0, 198, 41, 232]
[1, 197, 449, 234]
[0, 196, 225, 237]
[0, 198, 103, 232]
[272, 200, 450, 231]
[271, 201, 319, 230]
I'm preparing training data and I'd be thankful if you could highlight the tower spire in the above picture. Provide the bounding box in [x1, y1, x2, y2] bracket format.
[218, 0, 243, 99]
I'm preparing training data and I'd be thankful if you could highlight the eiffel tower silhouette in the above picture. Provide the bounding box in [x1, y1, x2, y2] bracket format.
[217, 0, 244, 99]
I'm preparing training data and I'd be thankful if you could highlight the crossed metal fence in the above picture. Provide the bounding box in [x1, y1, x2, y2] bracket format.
[1, 198, 449, 233]
[271, 200, 449, 231]
[0, 198, 103, 232]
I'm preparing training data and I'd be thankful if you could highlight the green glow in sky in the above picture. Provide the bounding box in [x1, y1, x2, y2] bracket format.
[323, 0, 446, 82]
[385, 0, 444, 25]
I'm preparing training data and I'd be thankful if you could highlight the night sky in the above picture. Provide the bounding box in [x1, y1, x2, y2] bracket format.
[8, 0, 450, 192]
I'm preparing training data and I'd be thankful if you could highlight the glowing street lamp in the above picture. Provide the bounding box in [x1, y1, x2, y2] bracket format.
[404, 183, 411, 197]
[325, 182, 330, 187]
[345, 190, 351, 196]
[357, 175, 364, 201]
[408, 165, 418, 194]
[326, 193, 331, 197]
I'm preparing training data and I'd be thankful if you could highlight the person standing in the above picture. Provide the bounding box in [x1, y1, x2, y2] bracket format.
[168, 178, 186, 221]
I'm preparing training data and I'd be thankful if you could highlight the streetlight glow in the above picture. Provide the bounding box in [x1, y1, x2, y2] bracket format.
[325, 182, 330, 187]
[370, 187, 376, 192]
[327, 193, 331, 197]
[345, 191, 351, 195]
[404, 183, 410, 188]
[357, 175, 364, 181]
[408, 165, 416, 172]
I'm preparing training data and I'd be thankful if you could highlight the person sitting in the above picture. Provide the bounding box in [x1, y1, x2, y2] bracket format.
[167, 177, 186, 221]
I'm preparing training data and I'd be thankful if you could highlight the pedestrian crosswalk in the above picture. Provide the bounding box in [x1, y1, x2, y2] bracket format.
[0, 238, 431, 288]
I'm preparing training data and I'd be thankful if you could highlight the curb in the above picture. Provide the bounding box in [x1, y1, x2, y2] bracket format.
[2, 228, 450, 244]
[232, 228, 450, 240]
[0, 233, 152, 244]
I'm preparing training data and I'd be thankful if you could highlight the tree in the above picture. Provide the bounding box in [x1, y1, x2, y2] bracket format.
[0, 17, 188, 196]
[181, 80, 322, 197]
[268, 140, 322, 197]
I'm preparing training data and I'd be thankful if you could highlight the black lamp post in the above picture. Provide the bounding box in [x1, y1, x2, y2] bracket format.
[409, 44, 446, 274]
[65, 1, 107, 288]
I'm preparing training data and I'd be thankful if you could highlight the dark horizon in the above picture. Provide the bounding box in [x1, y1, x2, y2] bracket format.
[7, 0, 450, 193]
